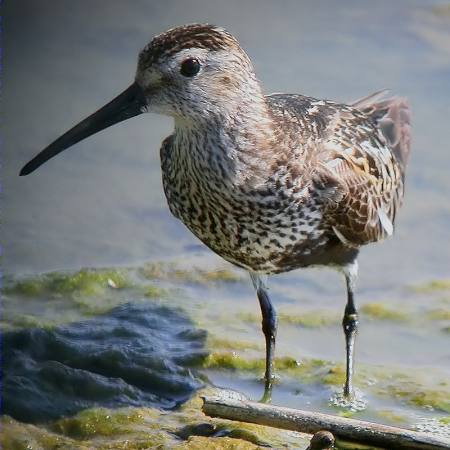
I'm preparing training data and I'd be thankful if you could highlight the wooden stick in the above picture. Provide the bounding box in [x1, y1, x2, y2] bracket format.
[202, 391, 450, 450]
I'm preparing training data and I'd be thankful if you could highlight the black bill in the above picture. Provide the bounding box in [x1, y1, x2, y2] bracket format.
[20, 82, 146, 176]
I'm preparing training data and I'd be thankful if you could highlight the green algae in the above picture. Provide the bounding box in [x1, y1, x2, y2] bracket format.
[213, 424, 270, 447]
[143, 283, 172, 299]
[201, 351, 300, 372]
[2, 308, 83, 331]
[202, 351, 264, 371]
[6, 278, 43, 297]
[1, 390, 310, 450]
[378, 380, 450, 413]
[411, 279, 450, 293]
[139, 262, 244, 284]
[322, 364, 346, 386]
[2, 267, 180, 330]
[375, 409, 408, 425]
[360, 303, 409, 321]
[207, 335, 263, 351]
[5, 268, 131, 299]
[427, 309, 450, 321]
[200, 351, 343, 387]
[397, 388, 450, 412]
[336, 410, 357, 419]
[173, 435, 262, 449]
[439, 416, 450, 425]
[335, 440, 385, 450]
[432, 4, 450, 18]
[237, 312, 259, 323]
[1, 416, 76, 450]
[279, 311, 340, 328]
[200, 269, 244, 283]
[7, 314, 58, 329]
[200, 350, 339, 388]
[52, 407, 148, 439]
[239, 310, 340, 328]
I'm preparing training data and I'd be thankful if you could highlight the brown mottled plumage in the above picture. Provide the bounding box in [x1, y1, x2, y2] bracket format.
[20, 24, 411, 402]
[161, 87, 410, 274]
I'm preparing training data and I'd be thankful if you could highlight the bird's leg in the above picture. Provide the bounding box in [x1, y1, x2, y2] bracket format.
[342, 261, 359, 399]
[257, 287, 277, 401]
[250, 273, 277, 402]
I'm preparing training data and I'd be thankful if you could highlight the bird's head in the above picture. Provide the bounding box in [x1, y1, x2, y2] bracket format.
[20, 24, 261, 176]
[136, 24, 258, 120]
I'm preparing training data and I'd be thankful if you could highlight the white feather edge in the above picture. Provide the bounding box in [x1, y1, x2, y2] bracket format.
[378, 207, 394, 236]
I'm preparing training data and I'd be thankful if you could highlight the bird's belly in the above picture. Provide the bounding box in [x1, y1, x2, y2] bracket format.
[167, 190, 331, 273]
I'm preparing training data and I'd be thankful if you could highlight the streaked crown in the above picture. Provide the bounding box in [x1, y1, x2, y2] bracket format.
[138, 24, 241, 70]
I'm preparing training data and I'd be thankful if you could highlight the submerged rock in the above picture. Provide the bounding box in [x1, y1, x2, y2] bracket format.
[3, 302, 206, 422]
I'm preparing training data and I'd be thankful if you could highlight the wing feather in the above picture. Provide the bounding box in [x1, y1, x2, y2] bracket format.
[317, 106, 405, 246]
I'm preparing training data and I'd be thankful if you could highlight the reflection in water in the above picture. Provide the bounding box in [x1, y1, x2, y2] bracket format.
[3, 303, 206, 422]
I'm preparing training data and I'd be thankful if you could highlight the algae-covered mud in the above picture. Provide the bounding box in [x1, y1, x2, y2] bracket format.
[2, 263, 450, 448]
[4, 0, 450, 448]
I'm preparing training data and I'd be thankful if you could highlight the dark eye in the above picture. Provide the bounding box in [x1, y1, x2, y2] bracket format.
[180, 58, 200, 77]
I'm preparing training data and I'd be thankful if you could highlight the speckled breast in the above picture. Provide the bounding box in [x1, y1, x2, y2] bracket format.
[161, 142, 332, 273]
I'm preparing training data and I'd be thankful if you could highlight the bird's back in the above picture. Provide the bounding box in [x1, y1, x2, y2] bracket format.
[266, 91, 411, 248]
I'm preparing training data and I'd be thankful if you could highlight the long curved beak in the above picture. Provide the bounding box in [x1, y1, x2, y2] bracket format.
[20, 82, 146, 176]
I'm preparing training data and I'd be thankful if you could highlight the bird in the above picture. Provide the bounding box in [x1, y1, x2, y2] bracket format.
[20, 23, 411, 402]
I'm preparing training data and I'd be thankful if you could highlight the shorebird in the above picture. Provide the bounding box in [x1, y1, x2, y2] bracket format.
[20, 24, 411, 401]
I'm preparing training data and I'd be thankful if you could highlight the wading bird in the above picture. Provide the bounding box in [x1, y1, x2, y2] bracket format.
[20, 24, 411, 401]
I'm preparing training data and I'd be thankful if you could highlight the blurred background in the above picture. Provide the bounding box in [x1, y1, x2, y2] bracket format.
[5, 0, 450, 279]
[2, 1, 450, 448]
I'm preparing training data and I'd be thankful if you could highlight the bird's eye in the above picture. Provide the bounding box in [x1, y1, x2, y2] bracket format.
[180, 58, 200, 77]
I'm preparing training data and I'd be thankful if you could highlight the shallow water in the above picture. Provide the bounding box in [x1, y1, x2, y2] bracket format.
[3, 0, 450, 448]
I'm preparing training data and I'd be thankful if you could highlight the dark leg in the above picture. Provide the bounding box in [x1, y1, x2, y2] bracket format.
[251, 273, 277, 402]
[342, 261, 359, 398]
[257, 286, 277, 400]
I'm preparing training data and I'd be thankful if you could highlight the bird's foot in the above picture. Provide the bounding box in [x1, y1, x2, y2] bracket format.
[329, 387, 367, 412]
[259, 385, 272, 404]
[259, 373, 279, 403]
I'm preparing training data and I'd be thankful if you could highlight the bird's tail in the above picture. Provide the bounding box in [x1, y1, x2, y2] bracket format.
[352, 90, 412, 174]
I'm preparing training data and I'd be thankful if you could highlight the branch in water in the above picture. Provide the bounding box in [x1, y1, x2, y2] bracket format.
[202, 390, 450, 450]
